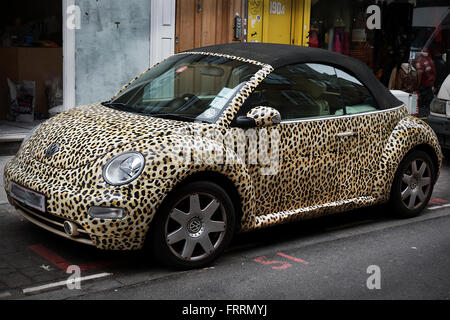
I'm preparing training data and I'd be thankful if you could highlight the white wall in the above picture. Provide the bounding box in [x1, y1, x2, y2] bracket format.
[150, 0, 176, 66]
[74, 0, 152, 106]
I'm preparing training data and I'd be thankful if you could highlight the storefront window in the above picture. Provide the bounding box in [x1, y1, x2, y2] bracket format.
[309, 0, 375, 68]
[245, 0, 450, 99]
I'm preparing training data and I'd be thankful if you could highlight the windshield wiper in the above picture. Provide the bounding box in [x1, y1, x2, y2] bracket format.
[148, 113, 207, 123]
[149, 113, 194, 122]
[102, 103, 207, 123]
[102, 102, 145, 114]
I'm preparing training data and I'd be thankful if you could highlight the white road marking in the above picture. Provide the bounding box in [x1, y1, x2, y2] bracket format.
[428, 203, 450, 211]
[22, 272, 112, 294]
[40, 264, 52, 271]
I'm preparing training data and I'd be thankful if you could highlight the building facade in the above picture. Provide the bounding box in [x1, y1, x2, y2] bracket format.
[68, 0, 449, 109]
[1, 0, 448, 117]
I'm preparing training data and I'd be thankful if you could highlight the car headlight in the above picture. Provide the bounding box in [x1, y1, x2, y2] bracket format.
[430, 98, 447, 116]
[20, 124, 41, 149]
[103, 152, 145, 186]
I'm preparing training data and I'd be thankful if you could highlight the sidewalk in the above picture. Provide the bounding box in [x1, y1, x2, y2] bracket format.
[0, 120, 43, 143]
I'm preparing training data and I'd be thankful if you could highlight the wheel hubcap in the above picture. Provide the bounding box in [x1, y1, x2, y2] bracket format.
[187, 217, 204, 237]
[165, 193, 227, 262]
[400, 159, 432, 210]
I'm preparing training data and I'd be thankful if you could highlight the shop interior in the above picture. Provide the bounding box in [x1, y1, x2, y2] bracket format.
[0, 0, 63, 122]
[309, 0, 449, 94]
[310, 0, 412, 84]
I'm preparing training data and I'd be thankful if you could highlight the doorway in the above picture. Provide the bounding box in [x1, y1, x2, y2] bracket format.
[247, 0, 311, 46]
[175, 0, 244, 53]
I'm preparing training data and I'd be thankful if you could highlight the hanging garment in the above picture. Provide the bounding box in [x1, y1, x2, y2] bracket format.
[309, 30, 319, 48]
[397, 63, 420, 92]
[389, 64, 419, 92]
[415, 53, 437, 88]
[333, 28, 343, 54]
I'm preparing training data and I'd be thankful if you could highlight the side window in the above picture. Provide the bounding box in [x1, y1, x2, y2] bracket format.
[238, 63, 344, 121]
[335, 68, 379, 115]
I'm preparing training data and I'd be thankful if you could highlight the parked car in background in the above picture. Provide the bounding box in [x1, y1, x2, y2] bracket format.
[3, 44, 443, 269]
[429, 74, 450, 150]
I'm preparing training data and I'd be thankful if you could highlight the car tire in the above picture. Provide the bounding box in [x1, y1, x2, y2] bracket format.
[390, 150, 436, 218]
[149, 181, 236, 269]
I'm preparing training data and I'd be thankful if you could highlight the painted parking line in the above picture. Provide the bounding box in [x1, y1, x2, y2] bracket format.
[22, 272, 112, 294]
[253, 256, 292, 270]
[429, 198, 448, 205]
[254, 252, 309, 270]
[29, 244, 71, 270]
[277, 252, 309, 265]
[29, 244, 115, 271]
[428, 203, 450, 211]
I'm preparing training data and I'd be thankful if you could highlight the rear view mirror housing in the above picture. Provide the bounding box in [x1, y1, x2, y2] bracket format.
[246, 106, 281, 127]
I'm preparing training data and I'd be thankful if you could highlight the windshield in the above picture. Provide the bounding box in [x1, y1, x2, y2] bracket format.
[104, 54, 261, 123]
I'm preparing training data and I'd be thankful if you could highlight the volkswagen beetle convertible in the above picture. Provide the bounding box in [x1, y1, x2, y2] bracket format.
[4, 44, 443, 269]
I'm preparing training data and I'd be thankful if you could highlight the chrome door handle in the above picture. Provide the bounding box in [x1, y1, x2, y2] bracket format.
[336, 131, 355, 138]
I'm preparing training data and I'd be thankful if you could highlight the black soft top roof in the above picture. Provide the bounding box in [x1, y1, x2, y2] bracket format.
[188, 43, 402, 109]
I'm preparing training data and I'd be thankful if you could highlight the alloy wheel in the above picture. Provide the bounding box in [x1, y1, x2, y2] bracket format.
[164, 193, 227, 262]
[400, 158, 432, 210]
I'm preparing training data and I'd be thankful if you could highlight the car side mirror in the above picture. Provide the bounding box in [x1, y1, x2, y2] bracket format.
[246, 106, 281, 127]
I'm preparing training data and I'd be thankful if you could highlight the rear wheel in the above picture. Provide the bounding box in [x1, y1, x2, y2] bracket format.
[150, 181, 235, 269]
[390, 150, 436, 218]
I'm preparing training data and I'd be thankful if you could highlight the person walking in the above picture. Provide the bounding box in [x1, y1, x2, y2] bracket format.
[415, 50, 437, 118]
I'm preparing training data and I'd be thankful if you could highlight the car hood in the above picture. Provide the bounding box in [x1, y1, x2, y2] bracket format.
[24, 103, 204, 170]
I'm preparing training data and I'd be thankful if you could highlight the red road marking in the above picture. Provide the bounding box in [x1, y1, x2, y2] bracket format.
[277, 252, 309, 265]
[429, 198, 448, 205]
[253, 256, 292, 270]
[29, 244, 71, 271]
[78, 261, 115, 271]
[29, 244, 114, 271]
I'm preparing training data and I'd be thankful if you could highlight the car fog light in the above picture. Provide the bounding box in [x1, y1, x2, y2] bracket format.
[88, 207, 127, 220]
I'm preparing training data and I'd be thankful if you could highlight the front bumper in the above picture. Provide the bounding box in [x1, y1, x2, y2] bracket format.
[4, 154, 168, 250]
[427, 114, 450, 149]
[10, 197, 95, 246]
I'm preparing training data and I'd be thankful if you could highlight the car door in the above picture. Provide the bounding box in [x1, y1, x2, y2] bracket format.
[332, 68, 401, 200]
[236, 63, 348, 215]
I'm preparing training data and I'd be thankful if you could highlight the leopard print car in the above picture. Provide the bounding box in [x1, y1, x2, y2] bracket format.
[3, 43, 443, 269]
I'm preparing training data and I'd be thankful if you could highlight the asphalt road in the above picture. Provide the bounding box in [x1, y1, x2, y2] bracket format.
[0, 157, 449, 300]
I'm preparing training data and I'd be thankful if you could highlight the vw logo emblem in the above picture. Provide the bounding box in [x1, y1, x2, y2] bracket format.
[45, 143, 60, 158]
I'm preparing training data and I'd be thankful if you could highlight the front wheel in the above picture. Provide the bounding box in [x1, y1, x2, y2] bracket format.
[150, 181, 235, 269]
[390, 150, 436, 218]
